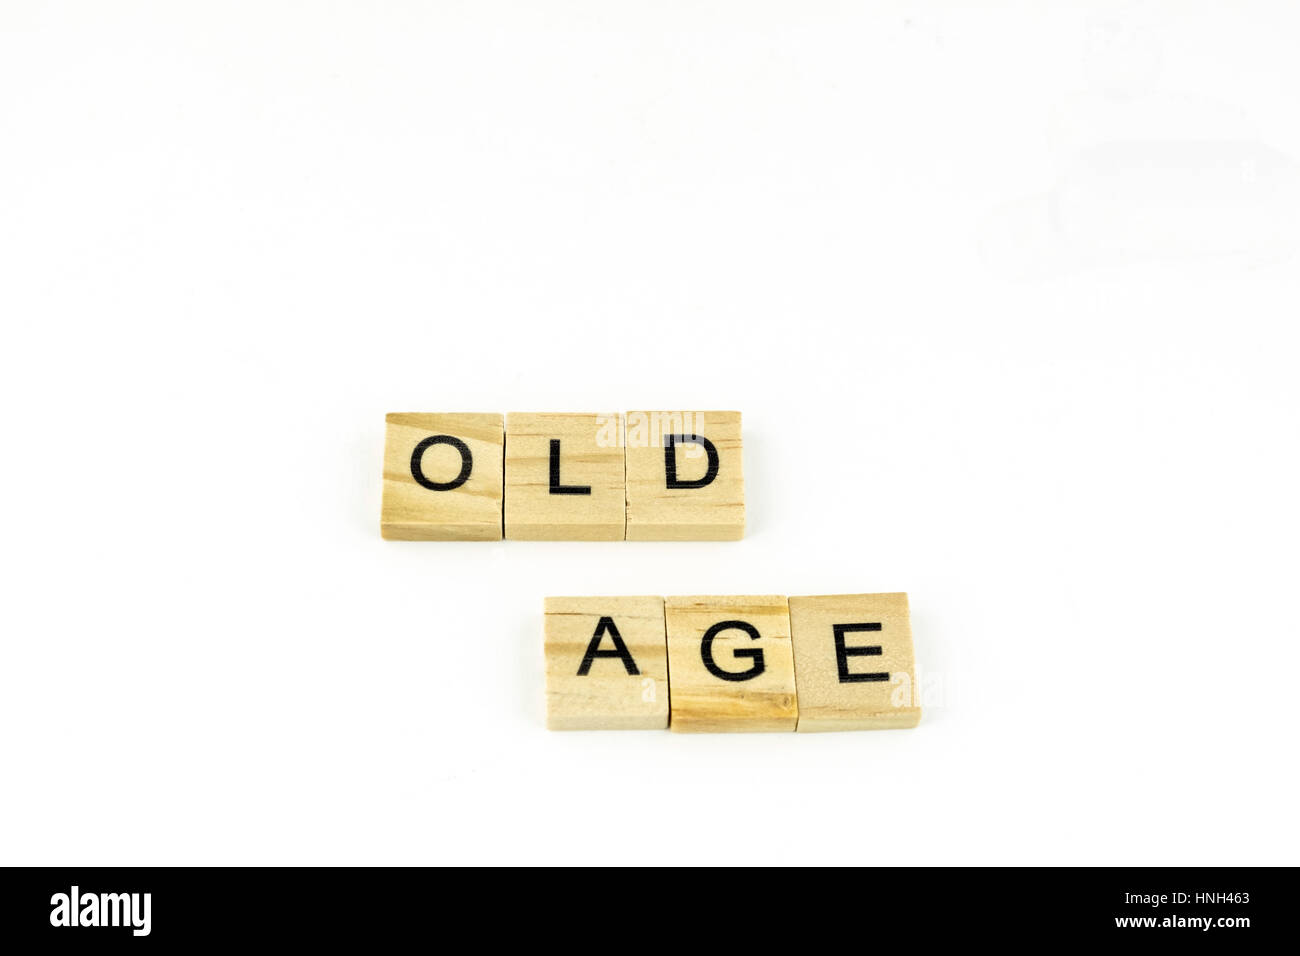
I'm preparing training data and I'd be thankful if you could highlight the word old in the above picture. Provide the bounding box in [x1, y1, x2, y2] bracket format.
[381, 411, 745, 541]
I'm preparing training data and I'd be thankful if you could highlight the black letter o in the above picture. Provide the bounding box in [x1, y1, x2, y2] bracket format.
[410, 435, 473, 491]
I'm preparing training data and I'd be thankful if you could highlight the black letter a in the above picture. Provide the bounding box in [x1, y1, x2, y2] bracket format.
[577, 617, 640, 675]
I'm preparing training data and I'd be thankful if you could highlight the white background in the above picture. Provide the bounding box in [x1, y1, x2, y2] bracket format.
[3, 2, 1298, 866]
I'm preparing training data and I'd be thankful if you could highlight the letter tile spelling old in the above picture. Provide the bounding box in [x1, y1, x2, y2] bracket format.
[380, 413, 504, 540]
[624, 411, 745, 540]
[381, 411, 746, 541]
[544, 596, 668, 730]
[504, 413, 626, 540]
[664, 595, 798, 732]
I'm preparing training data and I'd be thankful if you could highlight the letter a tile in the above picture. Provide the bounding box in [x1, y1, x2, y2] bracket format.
[545, 596, 668, 729]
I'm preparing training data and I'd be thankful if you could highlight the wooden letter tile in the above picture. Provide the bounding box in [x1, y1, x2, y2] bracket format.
[545, 596, 668, 730]
[788, 593, 921, 731]
[380, 413, 503, 540]
[504, 413, 625, 540]
[624, 410, 744, 540]
[665, 595, 797, 732]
